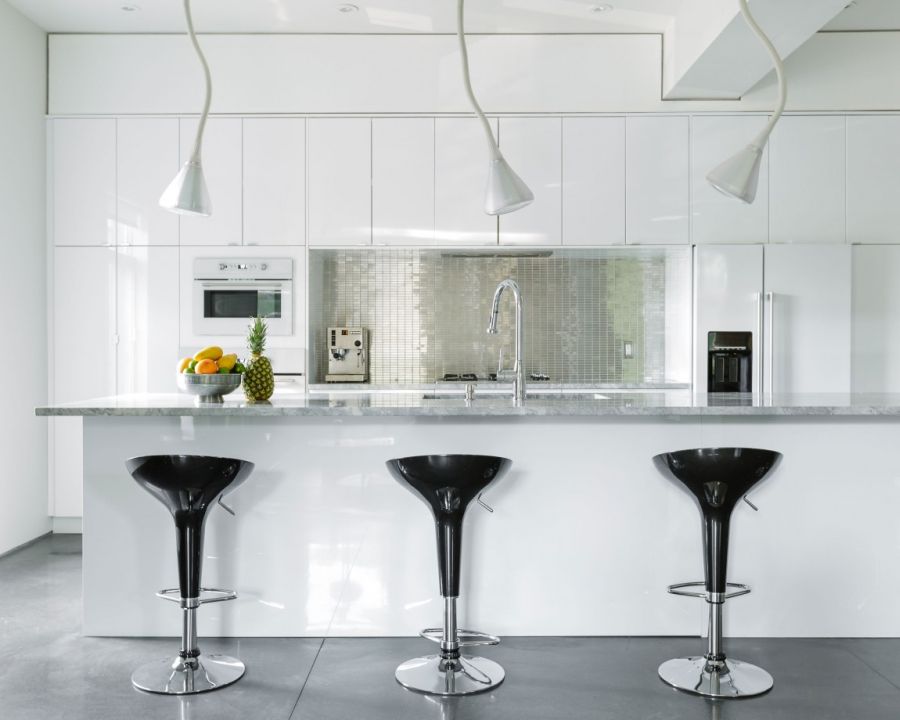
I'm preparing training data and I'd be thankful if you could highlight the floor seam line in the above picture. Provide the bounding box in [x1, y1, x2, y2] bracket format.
[841, 643, 900, 692]
[288, 637, 326, 720]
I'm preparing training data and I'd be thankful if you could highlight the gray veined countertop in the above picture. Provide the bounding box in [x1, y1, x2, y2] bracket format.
[32, 391, 900, 417]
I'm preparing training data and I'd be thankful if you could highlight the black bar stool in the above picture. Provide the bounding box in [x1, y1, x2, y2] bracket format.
[126, 454, 254, 695]
[386, 454, 511, 696]
[653, 447, 781, 699]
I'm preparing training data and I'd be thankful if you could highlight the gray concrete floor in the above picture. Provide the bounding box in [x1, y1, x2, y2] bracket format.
[1, 535, 899, 719]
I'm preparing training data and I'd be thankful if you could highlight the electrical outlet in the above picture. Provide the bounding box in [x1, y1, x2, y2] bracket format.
[623, 340, 634, 359]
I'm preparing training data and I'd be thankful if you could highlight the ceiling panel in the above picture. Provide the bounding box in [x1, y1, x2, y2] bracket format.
[824, 0, 900, 31]
[7, 0, 684, 34]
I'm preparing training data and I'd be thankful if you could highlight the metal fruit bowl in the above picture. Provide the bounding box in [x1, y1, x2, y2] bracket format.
[177, 372, 242, 404]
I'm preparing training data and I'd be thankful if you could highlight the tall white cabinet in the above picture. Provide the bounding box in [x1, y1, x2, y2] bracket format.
[694, 245, 851, 394]
[51, 247, 117, 517]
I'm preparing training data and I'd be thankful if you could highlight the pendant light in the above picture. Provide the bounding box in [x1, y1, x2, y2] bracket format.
[456, 0, 534, 215]
[160, 0, 212, 216]
[707, 0, 787, 204]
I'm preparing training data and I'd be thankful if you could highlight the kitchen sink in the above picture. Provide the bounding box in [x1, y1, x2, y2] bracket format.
[422, 392, 609, 401]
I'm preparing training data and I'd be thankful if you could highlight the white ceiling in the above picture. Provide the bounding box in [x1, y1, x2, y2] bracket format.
[8, 0, 685, 34]
[824, 0, 900, 31]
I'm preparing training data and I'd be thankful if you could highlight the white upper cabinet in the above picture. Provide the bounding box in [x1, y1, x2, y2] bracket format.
[770, 115, 846, 244]
[308, 118, 372, 246]
[117, 118, 179, 247]
[625, 116, 690, 244]
[372, 118, 434, 246]
[562, 117, 625, 246]
[243, 118, 306, 246]
[178, 117, 242, 247]
[499, 118, 562, 245]
[52, 118, 116, 246]
[691, 115, 769, 244]
[116, 246, 180, 394]
[846, 115, 900, 244]
[435, 117, 498, 245]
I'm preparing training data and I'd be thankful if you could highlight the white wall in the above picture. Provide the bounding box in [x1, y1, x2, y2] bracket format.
[48, 31, 900, 116]
[0, 1, 50, 553]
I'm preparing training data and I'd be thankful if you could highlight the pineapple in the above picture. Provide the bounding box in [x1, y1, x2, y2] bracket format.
[243, 317, 275, 402]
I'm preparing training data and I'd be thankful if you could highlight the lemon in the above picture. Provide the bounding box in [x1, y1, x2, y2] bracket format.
[218, 353, 238, 371]
[177, 357, 192, 373]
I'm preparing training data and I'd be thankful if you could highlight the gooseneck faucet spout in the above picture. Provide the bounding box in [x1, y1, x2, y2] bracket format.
[487, 279, 526, 403]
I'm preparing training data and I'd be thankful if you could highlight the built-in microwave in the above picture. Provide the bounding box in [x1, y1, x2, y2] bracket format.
[193, 257, 293, 337]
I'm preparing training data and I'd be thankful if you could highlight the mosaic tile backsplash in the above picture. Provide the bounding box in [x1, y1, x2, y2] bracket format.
[309, 248, 691, 385]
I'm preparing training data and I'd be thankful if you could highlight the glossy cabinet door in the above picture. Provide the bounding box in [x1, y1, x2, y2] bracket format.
[846, 115, 900, 244]
[51, 247, 117, 516]
[764, 245, 851, 393]
[116, 246, 179, 394]
[117, 118, 179, 246]
[499, 117, 562, 245]
[178, 118, 243, 247]
[693, 245, 764, 393]
[770, 116, 846, 244]
[243, 118, 306, 246]
[372, 118, 434, 245]
[51, 118, 116, 246]
[691, 115, 769, 244]
[434, 117, 498, 245]
[625, 116, 689, 244]
[561, 116, 625, 246]
[308, 118, 372, 246]
[852, 245, 900, 392]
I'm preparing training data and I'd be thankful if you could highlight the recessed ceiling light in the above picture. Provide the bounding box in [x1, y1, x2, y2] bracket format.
[120, 4, 141, 11]
[338, 3, 359, 12]
[590, 3, 614, 12]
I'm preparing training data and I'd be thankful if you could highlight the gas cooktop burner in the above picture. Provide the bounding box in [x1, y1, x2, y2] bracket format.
[442, 373, 479, 382]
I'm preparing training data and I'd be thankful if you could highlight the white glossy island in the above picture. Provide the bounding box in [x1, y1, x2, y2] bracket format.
[36, 391, 900, 640]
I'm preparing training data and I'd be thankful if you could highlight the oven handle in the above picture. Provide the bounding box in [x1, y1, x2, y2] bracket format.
[197, 281, 290, 289]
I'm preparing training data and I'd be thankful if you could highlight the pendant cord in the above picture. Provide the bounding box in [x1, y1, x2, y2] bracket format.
[184, 0, 212, 164]
[456, 0, 502, 160]
[739, 0, 787, 149]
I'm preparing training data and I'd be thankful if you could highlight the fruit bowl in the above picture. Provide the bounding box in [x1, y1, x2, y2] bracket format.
[177, 372, 242, 404]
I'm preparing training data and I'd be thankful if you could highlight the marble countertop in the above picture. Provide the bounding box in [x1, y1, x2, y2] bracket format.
[33, 390, 900, 417]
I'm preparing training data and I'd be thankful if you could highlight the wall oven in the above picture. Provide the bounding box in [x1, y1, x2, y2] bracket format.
[193, 258, 293, 336]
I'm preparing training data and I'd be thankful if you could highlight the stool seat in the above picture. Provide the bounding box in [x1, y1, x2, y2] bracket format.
[387, 454, 510, 696]
[653, 447, 781, 700]
[126, 454, 254, 695]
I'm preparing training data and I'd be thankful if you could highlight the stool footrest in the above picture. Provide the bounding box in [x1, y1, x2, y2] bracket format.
[666, 581, 751, 602]
[419, 628, 500, 647]
[156, 587, 238, 606]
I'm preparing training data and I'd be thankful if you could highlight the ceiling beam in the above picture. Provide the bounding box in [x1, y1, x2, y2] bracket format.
[663, 0, 852, 100]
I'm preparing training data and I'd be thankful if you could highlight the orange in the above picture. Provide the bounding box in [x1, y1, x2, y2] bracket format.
[177, 357, 193, 373]
[195, 358, 219, 374]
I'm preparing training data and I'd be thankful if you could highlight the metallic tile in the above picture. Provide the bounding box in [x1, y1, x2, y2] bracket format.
[309, 248, 690, 385]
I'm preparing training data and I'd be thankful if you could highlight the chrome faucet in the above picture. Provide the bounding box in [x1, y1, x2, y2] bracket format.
[486, 279, 526, 403]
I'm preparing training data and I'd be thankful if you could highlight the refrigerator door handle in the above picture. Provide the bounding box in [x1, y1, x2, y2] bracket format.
[756, 292, 764, 395]
[766, 291, 775, 398]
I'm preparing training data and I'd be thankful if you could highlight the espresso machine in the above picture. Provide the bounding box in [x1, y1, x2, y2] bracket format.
[326, 327, 369, 383]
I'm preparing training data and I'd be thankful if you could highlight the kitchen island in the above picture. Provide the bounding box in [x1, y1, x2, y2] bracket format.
[36, 391, 900, 639]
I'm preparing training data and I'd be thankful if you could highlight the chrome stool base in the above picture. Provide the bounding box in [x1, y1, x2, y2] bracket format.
[395, 655, 505, 696]
[132, 654, 246, 695]
[658, 656, 774, 699]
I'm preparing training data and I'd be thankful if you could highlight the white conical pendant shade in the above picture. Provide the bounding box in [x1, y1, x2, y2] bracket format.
[706, 144, 764, 205]
[485, 156, 534, 216]
[159, 159, 212, 216]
